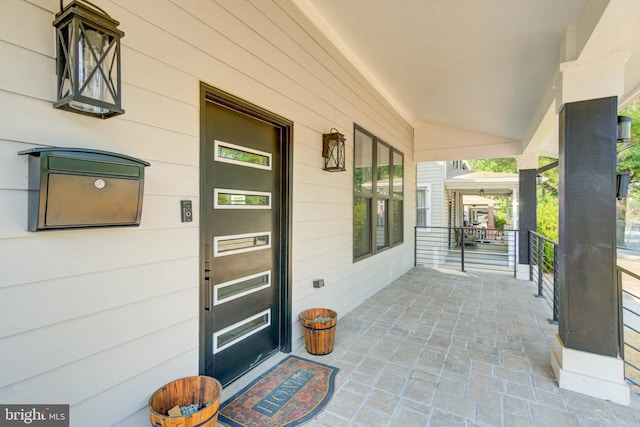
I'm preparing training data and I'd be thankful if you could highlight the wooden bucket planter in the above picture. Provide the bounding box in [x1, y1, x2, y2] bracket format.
[300, 308, 338, 355]
[149, 376, 222, 427]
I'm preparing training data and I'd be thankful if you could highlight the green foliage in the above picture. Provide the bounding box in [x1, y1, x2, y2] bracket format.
[537, 156, 558, 199]
[618, 101, 640, 222]
[537, 197, 558, 242]
[535, 156, 559, 243]
[467, 157, 517, 173]
[493, 214, 506, 230]
[617, 103, 640, 179]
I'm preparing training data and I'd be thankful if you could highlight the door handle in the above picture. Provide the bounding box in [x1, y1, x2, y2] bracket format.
[204, 275, 212, 311]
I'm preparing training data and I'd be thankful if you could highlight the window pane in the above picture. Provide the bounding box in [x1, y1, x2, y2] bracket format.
[354, 197, 371, 258]
[214, 140, 271, 170]
[214, 232, 270, 257]
[215, 271, 271, 305]
[354, 130, 373, 193]
[353, 125, 404, 261]
[213, 310, 270, 353]
[393, 151, 403, 197]
[376, 143, 390, 196]
[416, 208, 426, 228]
[417, 189, 426, 227]
[376, 199, 389, 250]
[215, 189, 271, 209]
[393, 200, 403, 244]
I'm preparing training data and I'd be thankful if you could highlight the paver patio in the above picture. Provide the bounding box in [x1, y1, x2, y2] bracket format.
[289, 267, 640, 426]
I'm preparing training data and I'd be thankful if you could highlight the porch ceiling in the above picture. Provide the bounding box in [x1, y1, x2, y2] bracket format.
[293, 0, 640, 161]
[446, 171, 519, 196]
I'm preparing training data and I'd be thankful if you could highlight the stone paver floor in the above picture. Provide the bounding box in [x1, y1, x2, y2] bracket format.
[291, 267, 640, 426]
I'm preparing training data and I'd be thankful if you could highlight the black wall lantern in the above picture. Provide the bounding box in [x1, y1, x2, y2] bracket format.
[618, 115, 632, 142]
[617, 172, 630, 199]
[53, 0, 124, 118]
[322, 128, 346, 171]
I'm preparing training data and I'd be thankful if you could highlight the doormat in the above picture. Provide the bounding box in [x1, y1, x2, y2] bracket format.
[218, 355, 338, 427]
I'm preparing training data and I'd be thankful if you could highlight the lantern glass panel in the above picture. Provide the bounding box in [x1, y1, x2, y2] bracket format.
[618, 116, 632, 142]
[70, 28, 111, 113]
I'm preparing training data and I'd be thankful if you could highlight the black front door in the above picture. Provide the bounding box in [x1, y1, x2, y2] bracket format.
[200, 86, 291, 386]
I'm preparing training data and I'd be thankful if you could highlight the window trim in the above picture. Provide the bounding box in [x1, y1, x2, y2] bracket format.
[416, 183, 432, 229]
[353, 124, 404, 262]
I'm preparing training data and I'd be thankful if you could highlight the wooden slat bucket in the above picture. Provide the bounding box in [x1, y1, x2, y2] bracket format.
[149, 376, 222, 427]
[300, 308, 338, 355]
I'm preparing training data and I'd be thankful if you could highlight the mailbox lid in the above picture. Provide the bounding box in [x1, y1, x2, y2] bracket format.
[18, 147, 150, 169]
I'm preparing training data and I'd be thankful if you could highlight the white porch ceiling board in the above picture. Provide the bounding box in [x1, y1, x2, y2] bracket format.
[296, 0, 587, 145]
[414, 121, 521, 162]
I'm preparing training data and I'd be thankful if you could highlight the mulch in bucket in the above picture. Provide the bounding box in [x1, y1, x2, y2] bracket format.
[149, 375, 222, 427]
[300, 308, 338, 355]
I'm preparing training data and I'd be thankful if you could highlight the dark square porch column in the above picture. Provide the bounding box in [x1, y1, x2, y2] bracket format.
[558, 97, 618, 357]
[558, 97, 617, 355]
[518, 169, 537, 271]
[550, 53, 629, 405]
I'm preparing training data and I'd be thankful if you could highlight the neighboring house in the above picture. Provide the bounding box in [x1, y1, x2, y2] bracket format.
[416, 161, 459, 229]
[416, 161, 519, 268]
[417, 161, 519, 230]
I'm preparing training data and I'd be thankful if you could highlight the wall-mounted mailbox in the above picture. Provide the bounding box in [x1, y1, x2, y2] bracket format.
[18, 147, 150, 231]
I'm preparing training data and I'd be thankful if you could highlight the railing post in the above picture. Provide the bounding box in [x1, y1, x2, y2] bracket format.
[552, 244, 558, 323]
[528, 231, 533, 281]
[460, 227, 465, 272]
[617, 267, 624, 360]
[537, 236, 544, 297]
[414, 227, 418, 267]
[513, 230, 518, 277]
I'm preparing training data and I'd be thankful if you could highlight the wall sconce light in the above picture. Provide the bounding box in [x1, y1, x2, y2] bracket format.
[322, 128, 346, 171]
[618, 116, 632, 142]
[479, 189, 485, 197]
[53, 0, 124, 118]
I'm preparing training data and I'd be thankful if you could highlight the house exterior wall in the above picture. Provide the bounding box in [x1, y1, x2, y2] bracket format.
[415, 162, 448, 267]
[416, 161, 446, 227]
[0, 1, 415, 425]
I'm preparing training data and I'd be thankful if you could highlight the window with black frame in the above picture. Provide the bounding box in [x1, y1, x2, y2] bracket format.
[354, 125, 403, 261]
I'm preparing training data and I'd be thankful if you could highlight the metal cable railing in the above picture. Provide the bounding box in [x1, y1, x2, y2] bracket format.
[528, 231, 558, 323]
[527, 231, 640, 390]
[617, 266, 640, 391]
[415, 226, 517, 276]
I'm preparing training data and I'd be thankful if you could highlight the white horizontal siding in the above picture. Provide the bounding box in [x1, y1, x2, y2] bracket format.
[416, 162, 450, 267]
[0, 258, 198, 339]
[0, 0, 415, 426]
[417, 162, 447, 228]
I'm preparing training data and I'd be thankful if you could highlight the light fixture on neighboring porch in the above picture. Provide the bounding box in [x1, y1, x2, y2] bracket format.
[479, 189, 485, 197]
[322, 128, 346, 171]
[617, 116, 632, 142]
[53, 0, 125, 118]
